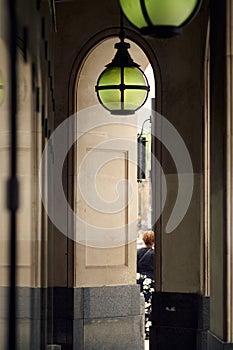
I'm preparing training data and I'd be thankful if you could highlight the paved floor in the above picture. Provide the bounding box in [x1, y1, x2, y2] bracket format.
[145, 339, 149, 350]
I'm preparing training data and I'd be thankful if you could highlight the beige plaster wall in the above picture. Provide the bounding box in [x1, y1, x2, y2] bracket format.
[50, 10, 152, 287]
[150, 4, 209, 292]
[0, 2, 11, 349]
[73, 37, 151, 287]
[161, 174, 202, 293]
[0, 6, 10, 288]
[13, 1, 55, 289]
[75, 120, 138, 286]
[53, 0, 209, 292]
[0, 1, 54, 289]
[16, 52, 33, 287]
[209, 0, 233, 340]
[0, 0, 210, 294]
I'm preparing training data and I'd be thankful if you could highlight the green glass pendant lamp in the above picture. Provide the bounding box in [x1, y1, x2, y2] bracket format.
[95, 14, 150, 115]
[119, 0, 203, 38]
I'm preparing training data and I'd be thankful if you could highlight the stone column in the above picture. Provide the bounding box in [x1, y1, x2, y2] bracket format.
[208, 0, 233, 348]
[148, 2, 210, 349]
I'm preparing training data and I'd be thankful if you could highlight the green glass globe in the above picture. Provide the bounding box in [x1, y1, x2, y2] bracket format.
[119, 0, 202, 37]
[96, 40, 150, 115]
[96, 66, 149, 114]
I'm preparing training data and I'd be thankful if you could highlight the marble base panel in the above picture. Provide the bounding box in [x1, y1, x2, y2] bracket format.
[0, 285, 144, 349]
[0, 287, 42, 350]
[150, 292, 210, 350]
[54, 284, 144, 350]
[208, 332, 233, 350]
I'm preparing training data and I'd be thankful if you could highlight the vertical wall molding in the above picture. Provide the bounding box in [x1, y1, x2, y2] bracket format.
[204, 20, 210, 297]
[226, 0, 233, 342]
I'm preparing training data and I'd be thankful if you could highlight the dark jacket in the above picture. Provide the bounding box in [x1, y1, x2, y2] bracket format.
[137, 247, 154, 276]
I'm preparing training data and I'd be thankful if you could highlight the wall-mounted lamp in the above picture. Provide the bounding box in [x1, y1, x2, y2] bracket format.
[119, 0, 202, 38]
[137, 117, 151, 182]
[137, 135, 147, 182]
[95, 12, 150, 115]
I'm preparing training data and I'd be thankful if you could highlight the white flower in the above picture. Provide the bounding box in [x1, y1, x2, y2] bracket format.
[144, 278, 151, 285]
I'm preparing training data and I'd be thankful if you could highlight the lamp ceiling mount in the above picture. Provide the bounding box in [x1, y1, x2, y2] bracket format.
[95, 9, 150, 115]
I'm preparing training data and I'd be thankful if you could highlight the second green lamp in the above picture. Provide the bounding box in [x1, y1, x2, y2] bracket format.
[119, 0, 202, 37]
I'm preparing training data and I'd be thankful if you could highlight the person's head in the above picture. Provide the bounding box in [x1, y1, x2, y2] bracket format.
[142, 230, 154, 247]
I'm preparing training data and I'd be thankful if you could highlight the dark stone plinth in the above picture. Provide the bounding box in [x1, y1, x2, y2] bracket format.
[149, 292, 210, 350]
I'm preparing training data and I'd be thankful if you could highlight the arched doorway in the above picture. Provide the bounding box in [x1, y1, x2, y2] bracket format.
[74, 36, 155, 284]
[70, 34, 158, 347]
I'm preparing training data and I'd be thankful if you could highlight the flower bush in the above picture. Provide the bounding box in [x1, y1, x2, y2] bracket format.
[136, 273, 155, 339]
